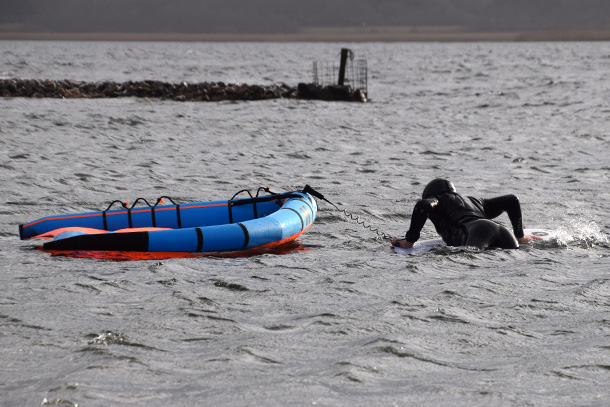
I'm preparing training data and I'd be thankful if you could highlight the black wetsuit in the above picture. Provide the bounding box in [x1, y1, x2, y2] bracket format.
[404, 193, 525, 249]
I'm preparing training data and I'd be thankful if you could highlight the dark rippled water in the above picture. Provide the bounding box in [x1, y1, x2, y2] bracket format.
[1, 41, 609, 406]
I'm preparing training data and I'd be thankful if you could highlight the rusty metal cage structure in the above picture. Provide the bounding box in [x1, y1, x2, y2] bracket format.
[312, 56, 368, 97]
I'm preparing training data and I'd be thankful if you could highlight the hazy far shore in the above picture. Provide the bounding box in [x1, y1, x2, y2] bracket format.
[2, 28, 610, 42]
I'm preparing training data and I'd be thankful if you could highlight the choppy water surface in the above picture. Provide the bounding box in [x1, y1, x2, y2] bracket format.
[1, 41, 610, 406]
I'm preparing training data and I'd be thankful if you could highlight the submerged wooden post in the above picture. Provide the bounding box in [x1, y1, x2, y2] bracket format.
[338, 48, 349, 86]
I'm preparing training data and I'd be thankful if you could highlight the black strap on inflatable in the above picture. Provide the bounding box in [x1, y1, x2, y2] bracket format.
[228, 189, 254, 224]
[127, 198, 155, 228]
[282, 207, 304, 230]
[229, 193, 301, 207]
[176, 204, 182, 228]
[155, 196, 182, 228]
[237, 223, 249, 248]
[228, 187, 288, 223]
[231, 189, 300, 205]
[127, 207, 133, 228]
[103, 196, 188, 230]
[131, 198, 155, 226]
[229, 189, 255, 201]
[195, 227, 204, 252]
[102, 200, 128, 231]
[253, 187, 271, 218]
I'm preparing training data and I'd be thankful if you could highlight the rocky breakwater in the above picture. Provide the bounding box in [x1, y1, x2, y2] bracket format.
[0, 79, 367, 103]
[0, 79, 298, 102]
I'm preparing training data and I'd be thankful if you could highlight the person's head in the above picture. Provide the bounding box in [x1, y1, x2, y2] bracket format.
[422, 178, 456, 199]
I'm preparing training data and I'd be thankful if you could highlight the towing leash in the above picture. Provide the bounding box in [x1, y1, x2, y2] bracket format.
[302, 185, 392, 240]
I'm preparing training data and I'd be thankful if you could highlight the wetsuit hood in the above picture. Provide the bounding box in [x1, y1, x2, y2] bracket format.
[422, 178, 456, 199]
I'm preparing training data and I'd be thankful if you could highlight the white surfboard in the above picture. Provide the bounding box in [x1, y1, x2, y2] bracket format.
[394, 228, 557, 255]
[523, 228, 561, 241]
[393, 238, 445, 255]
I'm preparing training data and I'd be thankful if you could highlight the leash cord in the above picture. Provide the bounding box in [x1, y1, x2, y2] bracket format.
[339, 208, 393, 240]
[301, 184, 392, 240]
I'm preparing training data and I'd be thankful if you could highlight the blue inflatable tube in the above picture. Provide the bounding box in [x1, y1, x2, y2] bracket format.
[19, 189, 317, 253]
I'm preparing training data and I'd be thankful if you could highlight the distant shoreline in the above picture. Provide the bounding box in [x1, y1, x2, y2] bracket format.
[2, 29, 610, 42]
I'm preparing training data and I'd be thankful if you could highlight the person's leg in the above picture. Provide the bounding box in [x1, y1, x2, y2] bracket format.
[493, 223, 519, 249]
[465, 219, 518, 250]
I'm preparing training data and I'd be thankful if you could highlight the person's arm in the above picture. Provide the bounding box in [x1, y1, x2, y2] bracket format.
[392, 198, 437, 248]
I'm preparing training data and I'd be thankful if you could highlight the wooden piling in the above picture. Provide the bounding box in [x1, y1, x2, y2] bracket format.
[338, 48, 349, 86]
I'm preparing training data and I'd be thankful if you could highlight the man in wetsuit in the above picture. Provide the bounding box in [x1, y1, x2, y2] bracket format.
[392, 178, 542, 250]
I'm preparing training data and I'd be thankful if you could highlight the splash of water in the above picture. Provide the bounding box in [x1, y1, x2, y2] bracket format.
[556, 219, 608, 249]
[89, 331, 126, 346]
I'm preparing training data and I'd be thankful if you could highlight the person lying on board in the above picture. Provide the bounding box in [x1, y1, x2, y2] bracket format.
[391, 178, 543, 250]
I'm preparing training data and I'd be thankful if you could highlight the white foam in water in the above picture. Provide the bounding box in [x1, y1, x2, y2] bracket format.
[557, 219, 608, 248]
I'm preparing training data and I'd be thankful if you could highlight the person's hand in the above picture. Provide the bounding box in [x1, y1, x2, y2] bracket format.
[517, 235, 543, 244]
[391, 238, 414, 249]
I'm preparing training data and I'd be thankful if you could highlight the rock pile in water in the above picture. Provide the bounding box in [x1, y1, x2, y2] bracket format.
[0, 78, 367, 102]
[0, 79, 297, 101]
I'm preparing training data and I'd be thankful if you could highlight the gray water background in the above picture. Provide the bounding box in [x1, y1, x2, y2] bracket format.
[1, 41, 610, 406]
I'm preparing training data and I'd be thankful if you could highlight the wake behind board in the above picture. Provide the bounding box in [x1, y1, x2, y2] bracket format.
[394, 228, 557, 255]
